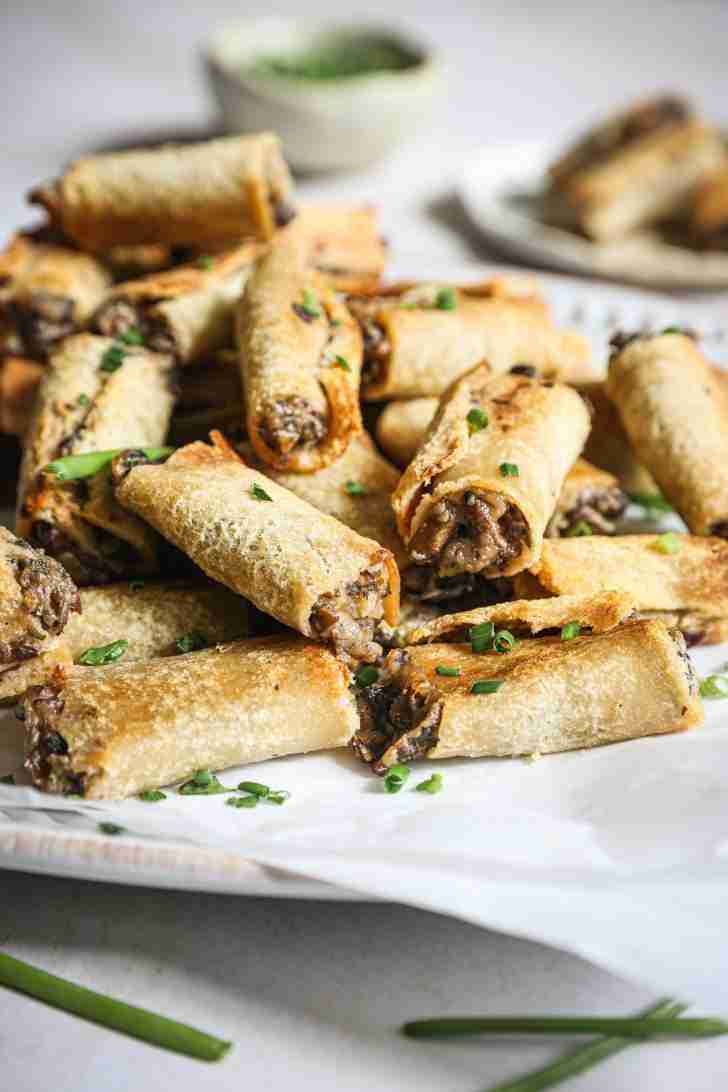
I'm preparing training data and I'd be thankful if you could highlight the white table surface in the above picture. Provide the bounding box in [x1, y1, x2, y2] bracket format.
[3, 2, 728, 1088]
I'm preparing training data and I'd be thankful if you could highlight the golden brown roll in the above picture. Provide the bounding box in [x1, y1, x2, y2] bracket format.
[30, 133, 295, 251]
[348, 278, 591, 400]
[0, 527, 79, 703]
[17, 333, 175, 584]
[353, 619, 702, 771]
[375, 397, 438, 468]
[545, 96, 725, 240]
[607, 332, 728, 536]
[113, 434, 399, 664]
[23, 635, 357, 798]
[237, 239, 363, 471]
[392, 365, 590, 581]
[577, 380, 658, 496]
[286, 203, 386, 293]
[0, 356, 44, 438]
[408, 590, 635, 645]
[513, 533, 728, 647]
[689, 164, 728, 249]
[546, 458, 627, 537]
[63, 580, 250, 663]
[93, 243, 263, 364]
[0, 231, 111, 358]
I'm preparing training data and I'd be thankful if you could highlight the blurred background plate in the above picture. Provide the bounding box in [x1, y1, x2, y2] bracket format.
[458, 141, 728, 290]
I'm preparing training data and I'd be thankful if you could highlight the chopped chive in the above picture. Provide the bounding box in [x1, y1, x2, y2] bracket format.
[178, 769, 233, 796]
[653, 532, 681, 555]
[237, 781, 270, 798]
[128, 580, 145, 592]
[566, 520, 593, 537]
[434, 287, 457, 311]
[226, 795, 258, 809]
[0, 774, 15, 785]
[174, 632, 208, 654]
[267, 790, 290, 805]
[629, 492, 674, 513]
[383, 764, 410, 794]
[0, 950, 232, 1061]
[471, 679, 503, 695]
[345, 480, 366, 496]
[332, 355, 351, 372]
[661, 326, 683, 335]
[330, 318, 342, 327]
[561, 621, 581, 641]
[138, 789, 166, 802]
[355, 664, 379, 688]
[100, 344, 126, 373]
[469, 621, 495, 654]
[499, 462, 519, 477]
[77, 639, 129, 667]
[119, 328, 144, 346]
[98, 822, 125, 836]
[401, 1014, 728, 1040]
[416, 772, 443, 794]
[700, 675, 728, 699]
[77, 393, 90, 407]
[43, 446, 173, 482]
[250, 482, 273, 502]
[300, 288, 321, 318]
[467, 408, 489, 434]
[435, 665, 460, 677]
[493, 630, 516, 654]
[196, 256, 214, 271]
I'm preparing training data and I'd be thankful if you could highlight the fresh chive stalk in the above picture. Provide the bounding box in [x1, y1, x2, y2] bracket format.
[44, 447, 173, 482]
[401, 1014, 728, 1040]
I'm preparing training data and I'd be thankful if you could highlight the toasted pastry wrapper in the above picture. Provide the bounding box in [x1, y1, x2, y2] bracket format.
[607, 334, 728, 535]
[0, 526, 79, 660]
[375, 397, 438, 468]
[243, 432, 407, 569]
[63, 580, 250, 664]
[409, 590, 635, 644]
[17, 334, 175, 583]
[0, 641, 73, 705]
[393, 367, 591, 575]
[284, 204, 386, 292]
[577, 380, 657, 495]
[114, 437, 399, 637]
[0, 356, 44, 438]
[690, 165, 728, 239]
[356, 620, 701, 767]
[546, 457, 627, 537]
[23, 636, 356, 799]
[238, 240, 363, 471]
[31, 133, 294, 250]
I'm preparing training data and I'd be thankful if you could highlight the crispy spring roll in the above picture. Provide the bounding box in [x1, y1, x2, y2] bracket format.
[113, 434, 399, 664]
[409, 590, 634, 645]
[0, 528, 79, 703]
[101, 243, 176, 279]
[30, 133, 295, 251]
[243, 432, 407, 570]
[545, 96, 725, 240]
[17, 334, 175, 584]
[375, 396, 438, 468]
[0, 356, 44, 438]
[577, 380, 657, 496]
[348, 279, 592, 400]
[286, 204, 386, 293]
[23, 635, 356, 798]
[546, 458, 627, 537]
[352, 619, 701, 771]
[392, 366, 590, 580]
[0, 232, 111, 358]
[689, 164, 728, 249]
[63, 581, 249, 663]
[238, 240, 363, 471]
[513, 534, 728, 647]
[607, 332, 728, 536]
[93, 242, 263, 364]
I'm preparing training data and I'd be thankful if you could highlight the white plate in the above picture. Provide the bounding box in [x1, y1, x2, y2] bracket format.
[458, 141, 728, 290]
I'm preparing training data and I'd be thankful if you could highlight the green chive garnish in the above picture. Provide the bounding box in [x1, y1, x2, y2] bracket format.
[129, 580, 145, 592]
[178, 770, 233, 796]
[700, 675, 728, 699]
[226, 795, 258, 809]
[416, 773, 443, 794]
[661, 326, 683, 335]
[401, 1014, 728, 1040]
[98, 822, 125, 836]
[383, 764, 410, 794]
[175, 632, 208, 654]
[561, 621, 581, 641]
[355, 664, 379, 688]
[267, 790, 290, 805]
[238, 781, 270, 798]
[654, 532, 681, 555]
[467, 408, 489, 434]
[43, 447, 173, 482]
[471, 679, 503, 695]
[435, 665, 460, 677]
[197, 256, 214, 271]
[629, 492, 673, 513]
[470, 621, 495, 654]
[333, 355, 351, 371]
[301, 288, 321, 318]
[493, 630, 516, 654]
[345, 480, 366, 496]
[0, 774, 15, 785]
[499, 463, 519, 477]
[78, 639, 129, 667]
[250, 482, 273, 502]
[138, 789, 166, 802]
[566, 520, 593, 537]
[0, 951, 232, 1061]
[434, 287, 457, 311]
[100, 344, 126, 373]
[77, 393, 90, 407]
[119, 328, 144, 346]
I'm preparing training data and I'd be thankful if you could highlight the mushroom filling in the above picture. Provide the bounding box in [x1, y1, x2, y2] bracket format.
[352, 654, 443, 772]
[258, 395, 328, 456]
[10, 292, 76, 357]
[30, 518, 129, 586]
[546, 484, 628, 537]
[23, 681, 86, 796]
[409, 491, 529, 578]
[94, 298, 175, 355]
[346, 298, 389, 387]
[309, 565, 390, 665]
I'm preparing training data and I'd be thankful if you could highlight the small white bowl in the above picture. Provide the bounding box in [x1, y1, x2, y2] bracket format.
[204, 18, 442, 172]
